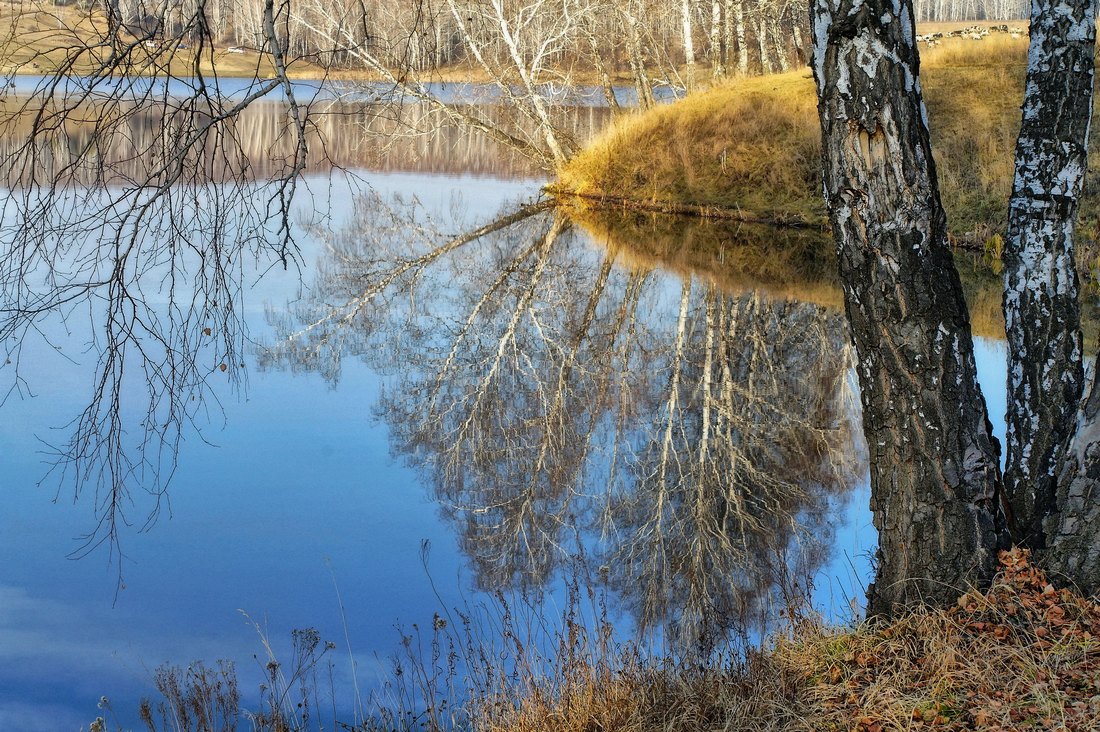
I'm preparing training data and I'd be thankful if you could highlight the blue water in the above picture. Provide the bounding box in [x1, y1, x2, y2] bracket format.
[1, 74, 682, 108]
[0, 159, 1010, 730]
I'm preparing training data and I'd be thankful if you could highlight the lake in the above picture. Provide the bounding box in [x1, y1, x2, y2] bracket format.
[0, 85, 1023, 729]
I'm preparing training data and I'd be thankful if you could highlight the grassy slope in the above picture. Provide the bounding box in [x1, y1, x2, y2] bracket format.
[483, 551, 1100, 732]
[554, 35, 1100, 244]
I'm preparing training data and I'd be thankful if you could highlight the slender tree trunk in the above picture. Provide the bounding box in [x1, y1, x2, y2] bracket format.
[588, 36, 623, 113]
[1002, 0, 1096, 552]
[770, 17, 789, 71]
[681, 0, 698, 87]
[488, 0, 569, 165]
[732, 0, 748, 75]
[710, 0, 724, 77]
[620, 4, 654, 109]
[791, 22, 806, 65]
[811, 0, 1006, 615]
[754, 17, 773, 73]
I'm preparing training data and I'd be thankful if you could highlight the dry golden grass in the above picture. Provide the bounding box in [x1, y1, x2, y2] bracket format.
[133, 550, 1100, 732]
[475, 649, 810, 732]
[474, 550, 1100, 732]
[779, 548, 1100, 731]
[554, 69, 822, 225]
[555, 35, 1100, 245]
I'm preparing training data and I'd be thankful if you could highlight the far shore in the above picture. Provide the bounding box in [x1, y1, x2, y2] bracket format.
[0, 19, 1030, 84]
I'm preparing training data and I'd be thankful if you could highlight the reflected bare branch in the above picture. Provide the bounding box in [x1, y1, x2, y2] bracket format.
[264, 197, 867, 649]
[0, 0, 315, 567]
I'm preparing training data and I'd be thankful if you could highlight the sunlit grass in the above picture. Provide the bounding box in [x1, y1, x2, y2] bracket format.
[554, 34, 1100, 249]
[554, 69, 822, 225]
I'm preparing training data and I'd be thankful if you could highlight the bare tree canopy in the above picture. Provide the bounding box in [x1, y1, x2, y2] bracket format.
[262, 195, 866, 648]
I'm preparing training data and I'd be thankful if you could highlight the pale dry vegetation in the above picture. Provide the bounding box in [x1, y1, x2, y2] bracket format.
[473, 550, 1100, 732]
[781, 549, 1100, 731]
[0, 0, 299, 77]
[123, 551, 1100, 732]
[553, 70, 822, 224]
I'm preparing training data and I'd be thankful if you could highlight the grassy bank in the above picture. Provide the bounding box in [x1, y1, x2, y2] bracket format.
[129, 550, 1100, 732]
[0, 2, 298, 78]
[553, 35, 1100, 245]
[485, 550, 1100, 732]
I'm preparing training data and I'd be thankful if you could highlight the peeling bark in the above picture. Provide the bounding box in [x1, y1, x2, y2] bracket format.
[1051, 377, 1100, 594]
[1003, 0, 1096, 552]
[811, 0, 1006, 615]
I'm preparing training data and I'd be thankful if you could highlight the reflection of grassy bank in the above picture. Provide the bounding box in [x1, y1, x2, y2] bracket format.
[553, 36, 1100, 246]
[564, 203, 1100, 349]
[563, 200, 841, 308]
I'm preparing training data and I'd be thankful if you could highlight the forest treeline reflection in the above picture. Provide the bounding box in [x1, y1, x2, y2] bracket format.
[0, 92, 609, 185]
[263, 196, 869, 650]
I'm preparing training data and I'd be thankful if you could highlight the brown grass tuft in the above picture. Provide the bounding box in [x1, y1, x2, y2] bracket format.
[471, 549, 1100, 732]
[780, 548, 1100, 731]
[476, 651, 811, 732]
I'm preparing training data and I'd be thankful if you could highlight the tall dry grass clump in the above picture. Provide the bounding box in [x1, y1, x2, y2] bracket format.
[475, 651, 809, 732]
[554, 71, 822, 225]
[476, 548, 1100, 732]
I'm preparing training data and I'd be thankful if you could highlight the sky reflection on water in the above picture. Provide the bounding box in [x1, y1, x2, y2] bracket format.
[0, 143, 1017, 729]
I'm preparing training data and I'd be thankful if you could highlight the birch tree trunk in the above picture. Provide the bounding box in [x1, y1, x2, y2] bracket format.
[770, 17, 790, 71]
[754, 17, 773, 73]
[729, 0, 748, 75]
[681, 0, 698, 87]
[486, 0, 569, 165]
[1002, 0, 1096, 552]
[710, 0, 724, 77]
[1016, 0, 1100, 594]
[811, 0, 1006, 615]
[620, 3, 655, 109]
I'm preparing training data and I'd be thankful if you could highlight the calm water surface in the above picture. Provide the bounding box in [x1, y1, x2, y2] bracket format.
[0, 94, 1021, 729]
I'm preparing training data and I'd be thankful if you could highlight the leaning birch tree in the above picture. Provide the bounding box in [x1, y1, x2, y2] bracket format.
[812, 0, 1098, 615]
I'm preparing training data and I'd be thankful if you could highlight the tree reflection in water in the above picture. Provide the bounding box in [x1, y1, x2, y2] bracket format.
[263, 195, 867, 651]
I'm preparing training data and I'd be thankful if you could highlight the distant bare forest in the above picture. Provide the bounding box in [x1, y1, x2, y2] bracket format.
[90, 0, 1027, 81]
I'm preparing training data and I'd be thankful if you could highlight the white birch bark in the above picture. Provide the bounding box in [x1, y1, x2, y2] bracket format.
[681, 0, 698, 87]
[811, 0, 1005, 614]
[1002, 0, 1096, 550]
